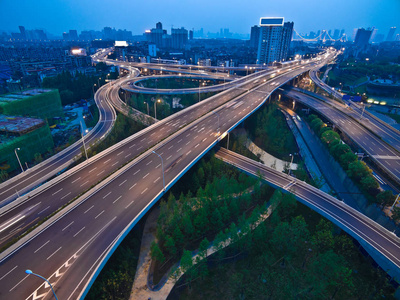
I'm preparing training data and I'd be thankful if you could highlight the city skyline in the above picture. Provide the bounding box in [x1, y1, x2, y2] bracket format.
[1, 0, 399, 37]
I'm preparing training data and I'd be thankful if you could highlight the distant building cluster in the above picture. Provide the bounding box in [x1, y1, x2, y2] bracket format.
[145, 22, 189, 50]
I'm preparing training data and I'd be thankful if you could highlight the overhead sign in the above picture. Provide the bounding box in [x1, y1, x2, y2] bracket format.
[115, 41, 128, 47]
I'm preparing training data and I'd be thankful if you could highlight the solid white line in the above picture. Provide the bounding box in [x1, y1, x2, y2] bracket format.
[119, 179, 127, 186]
[61, 192, 71, 200]
[46, 247, 62, 260]
[95, 210, 105, 219]
[84, 205, 94, 214]
[103, 192, 111, 199]
[0, 265, 17, 281]
[9, 274, 29, 291]
[62, 221, 74, 232]
[141, 188, 148, 195]
[113, 196, 122, 204]
[71, 177, 81, 184]
[52, 188, 63, 196]
[73, 226, 85, 237]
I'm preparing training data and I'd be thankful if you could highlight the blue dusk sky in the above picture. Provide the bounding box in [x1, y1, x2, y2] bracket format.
[0, 0, 399, 37]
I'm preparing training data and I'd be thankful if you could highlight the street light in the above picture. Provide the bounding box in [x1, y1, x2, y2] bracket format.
[14, 148, 24, 173]
[154, 99, 161, 119]
[80, 121, 89, 162]
[92, 83, 97, 96]
[25, 270, 58, 300]
[212, 111, 220, 134]
[152, 151, 165, 191]
[144, 102, 149, 115]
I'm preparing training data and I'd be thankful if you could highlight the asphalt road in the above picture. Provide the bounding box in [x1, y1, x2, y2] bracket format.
[215, 147, 400, 277]
[0, 83, 117, 207]
[282, 88, 400, 184]
[0, 53, 335, 300]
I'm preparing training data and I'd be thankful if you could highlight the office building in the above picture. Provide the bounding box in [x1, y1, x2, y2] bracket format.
[354, 28, 373, 48]
[387, 27, 397, 41]
[171, 27, 188, 49]
[250, 25, 260, 48]
[256, 17, 293, 65]
[69, 30, 78, 41]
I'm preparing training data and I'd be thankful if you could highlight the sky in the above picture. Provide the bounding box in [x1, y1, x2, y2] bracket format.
[1, 0, 399, 37]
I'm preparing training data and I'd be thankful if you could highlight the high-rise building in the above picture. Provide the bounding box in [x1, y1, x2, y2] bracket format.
[386, 27, 397, 41]
[69, 30, 78, 41]
[333, 29, 340, 40]
[354, 28, 373, 48]
[374, 34, 385, 43]
[19, 26, 26, 39]
[103, 27, 114, 40]
[147, 22, 167, 48]
[189, 30, 194, 40]
[156, 22, 163, 30]
[256, 17, 293, 65]
[171, 27, 188, 49]
[249, 25, 260, 48]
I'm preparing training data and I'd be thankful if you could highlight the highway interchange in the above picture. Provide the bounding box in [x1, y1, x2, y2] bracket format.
[0, 50, 336, 299]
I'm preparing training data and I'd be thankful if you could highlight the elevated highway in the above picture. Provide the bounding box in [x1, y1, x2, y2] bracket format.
[0, 52, 336, 300]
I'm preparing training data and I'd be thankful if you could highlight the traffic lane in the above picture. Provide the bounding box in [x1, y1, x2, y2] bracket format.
[0, 64, 281, 299]
[0, 86, 115, 204]
[0, 67, 281, 245]
[285, 91, 400, 177]
[218, 150, 400, 268]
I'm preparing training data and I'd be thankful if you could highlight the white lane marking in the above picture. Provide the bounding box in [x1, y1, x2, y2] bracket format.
[150, 132, 156, 136]
[80, 180, 89, 187]
[137, 146, 143, 151]
[140, 138, 145, 142]
[146, 160, 153, 166]
[143, 173, 149, 179]
[186, 150, 192, 155]
[95, 210, 105, 219]
[129, 183, 137, 190]
[202, 138, 208, 142]
[168, 145, 174, 150]
[195, 143, 200, 148]
[62, 221, 74, 232]
[71, 177, 81, 184]
[154, 177, 160, 183]
[0, 265, 18, 281]
[38, 206, 50, 215]
[129, 143, 136, 149]
[84, 205, 94, 214]
[89, 167, 97, 173]
[186, 141, 190, 145]
[177, 139, 182, 143]
[34, 240, 50, 253]
[134, 169, 141, 175]
[186, 133, 191, 137]
[125, 201, 135, 209]
[52, 188, 63, 196]
[112, 161, 119, 167]
[156, 164, 161, 168]
[46, 246, 62, 260]
[73, 226, 85, 237]
[103, 192, 112, 199]
[103, 159, 111, 164]
[167, 155, 172, 160]
[177, 148, 182, 152]
[97, 170, 105, 176]
[117, 151, 124, 156]
[9, 274, 29, 291]
[113, 196, 122, 204]
[119, 179, 127, 186]
[60, 192, 71, 200]
[141, 188, 148, 195]
[125, 153, 131, 158]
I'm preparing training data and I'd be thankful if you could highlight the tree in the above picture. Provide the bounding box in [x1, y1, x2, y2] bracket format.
[347, 160, 371, 182]
[164, 235, 178, 258]
[376, 190, 396, 207]
[312, 219, 334, 253]
[321, 130, 341, 149]
[360, 175, 379, 195]
[180, 250, 196, 290]
[150, 241, 165, 264]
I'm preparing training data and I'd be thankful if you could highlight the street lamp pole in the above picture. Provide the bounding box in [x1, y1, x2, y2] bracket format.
[154, 99, 161, 119]
[80, 121, 89, 161]
[390, 194, 400, 212]
[14, 148, 24, 173]
[152, 151, 165, 191]
[212, 111, 220, 134]
[25, 270, 58, 300]
[144, 102, 149, 115]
